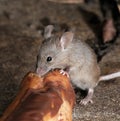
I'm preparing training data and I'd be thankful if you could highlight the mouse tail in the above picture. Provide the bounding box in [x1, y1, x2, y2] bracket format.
[99, 71, 120, 81]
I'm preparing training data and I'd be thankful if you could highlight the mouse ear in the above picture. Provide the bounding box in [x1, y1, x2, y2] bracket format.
[60, 31, 74, 50]
[44, 25, 54, 39]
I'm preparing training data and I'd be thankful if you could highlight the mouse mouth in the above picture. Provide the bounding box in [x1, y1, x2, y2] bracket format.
[36, 68, 48, 76]
[36, 65, 70, 76]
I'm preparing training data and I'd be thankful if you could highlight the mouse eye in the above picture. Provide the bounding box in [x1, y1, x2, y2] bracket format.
[47, 56, 52, 62]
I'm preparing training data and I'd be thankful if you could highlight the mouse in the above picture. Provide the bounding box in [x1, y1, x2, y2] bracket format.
[36, 25, 120, 105]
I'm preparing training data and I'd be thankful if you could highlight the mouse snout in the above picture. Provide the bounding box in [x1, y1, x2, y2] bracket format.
[36, 67, 47, 76]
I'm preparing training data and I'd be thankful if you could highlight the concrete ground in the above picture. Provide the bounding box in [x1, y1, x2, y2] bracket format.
[0, 0, 120, 121]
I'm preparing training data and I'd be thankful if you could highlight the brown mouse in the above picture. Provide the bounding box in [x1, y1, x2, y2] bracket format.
[36, 25, 120, 105]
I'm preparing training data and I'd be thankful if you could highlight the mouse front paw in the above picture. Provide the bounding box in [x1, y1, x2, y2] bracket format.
[60, 69, 69, 78]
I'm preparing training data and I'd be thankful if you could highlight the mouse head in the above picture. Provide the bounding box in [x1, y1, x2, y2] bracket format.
[36, 25, 74, 76]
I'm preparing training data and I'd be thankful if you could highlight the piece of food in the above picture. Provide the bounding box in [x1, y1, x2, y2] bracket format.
[0, 69, 75, 121]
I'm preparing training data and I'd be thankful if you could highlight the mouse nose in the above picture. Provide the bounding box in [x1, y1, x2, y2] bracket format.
[36, 67, 42, 74]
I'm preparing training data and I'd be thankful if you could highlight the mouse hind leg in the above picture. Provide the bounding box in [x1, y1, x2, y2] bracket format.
[80, 88, 94, 105]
